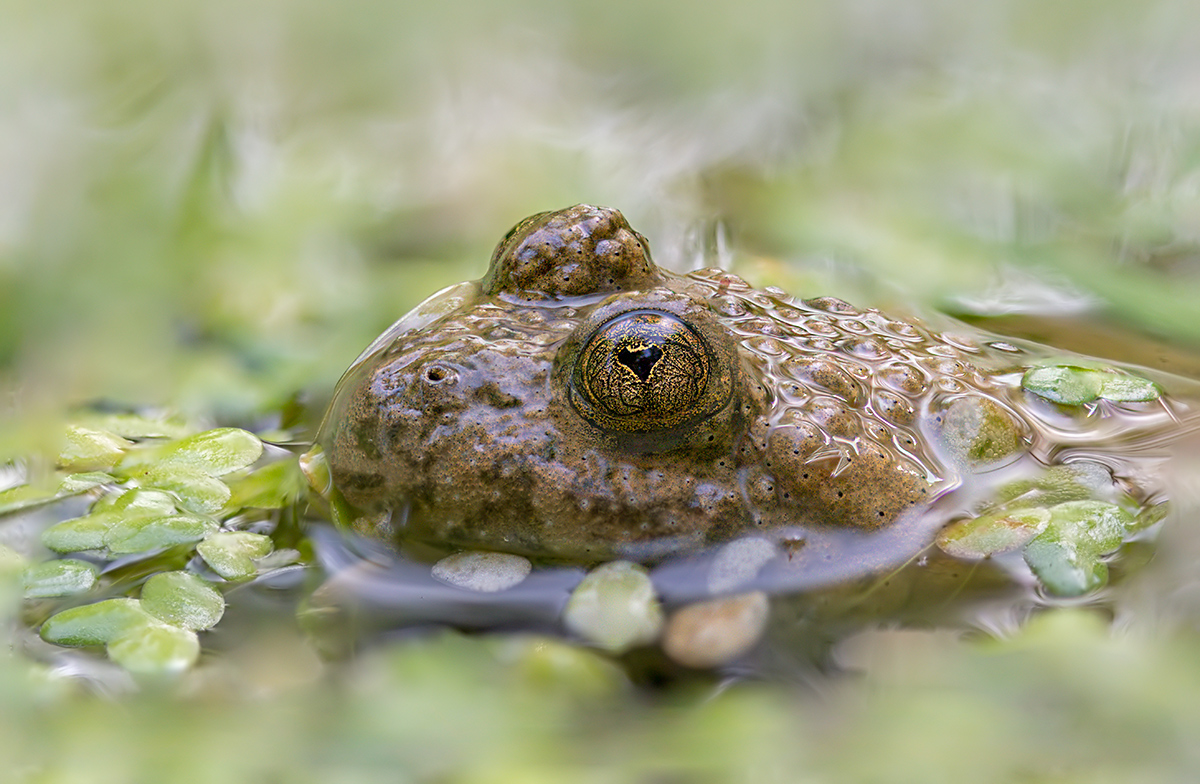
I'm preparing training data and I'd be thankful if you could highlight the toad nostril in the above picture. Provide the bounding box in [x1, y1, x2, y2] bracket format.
[424, 365, 452, 384]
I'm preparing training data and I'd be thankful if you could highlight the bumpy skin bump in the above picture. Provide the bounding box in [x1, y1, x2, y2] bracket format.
[319, 204, 1032, 561]
[482, 204, 662, 298]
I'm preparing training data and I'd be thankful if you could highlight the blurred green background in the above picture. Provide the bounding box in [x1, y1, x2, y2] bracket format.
[4, 0, 1200, 780]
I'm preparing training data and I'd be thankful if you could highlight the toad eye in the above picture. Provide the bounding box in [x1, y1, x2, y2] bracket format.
[571, 310, 719, 433]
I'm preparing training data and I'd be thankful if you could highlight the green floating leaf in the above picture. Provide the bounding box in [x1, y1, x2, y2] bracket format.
[0, 483, 60, 516]
[1023, 365, 1161, 406]
[59, 426, 133, 472]
[132, 463, 231, 514]
[1098, 374, 1161, 402]
[1047, 500, 1133, 553]
[22, 559, 99, 599]
[225, 459, 307, 510]
[104, 513, 219, 555]
[1022, 366, 1104, 405]
[937, 508, 1050, 559]
[1132, 502, 1170, 531]
[105, 487, 179, 516]
[108, 624, 200, 676]
[140, 571, 224, 630]
[40, 598, 155, 647]
[197, 532, 274, 580]
[1024, 536, 1109, 597]
[42, 511, 122, 553]
[991, 463, 1111, 509]
[1022, 500, 1137, 597]
[43, 488, 184, 554]
[58, 472, 117, 494]
[79, 412, 194, 440]
[154, 427, 264, 477]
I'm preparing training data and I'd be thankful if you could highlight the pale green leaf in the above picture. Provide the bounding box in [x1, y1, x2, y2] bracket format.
[1046, 500, 1133, 554]
[104, 513, 219, 555]
[0, 484, 60, 516]
[937, 508, 1050, 559]
[1022, 500, 1136, 597]
[1021, 366, 1103, 405]
[43, 488, 185, 554]
[40, 598, 155, 647]
[1098, 374, 1161, 402]
[1024, 535, 1109, 598]
[224, 459, 307, 510]
[57, 472, 117, 494]
[79, 413, 195, 440]
[132, 464, 232, 514]
[991, 463, 1110, 509]
[107, 624, 200, 676]
[197, 532, 274, 580]
[58, 426, 133, 471]
[41, 511, 122, 553]
[140, 571, 224, 630]
[153, 427, 264, 477]
[22, 559, 99, 599]
[104, 487, 180, 516]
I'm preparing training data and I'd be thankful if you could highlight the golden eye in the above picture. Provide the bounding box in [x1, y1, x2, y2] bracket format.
[572, 310, 719, 433]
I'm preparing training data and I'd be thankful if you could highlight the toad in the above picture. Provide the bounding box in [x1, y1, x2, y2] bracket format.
[310, 205, 1154, 562]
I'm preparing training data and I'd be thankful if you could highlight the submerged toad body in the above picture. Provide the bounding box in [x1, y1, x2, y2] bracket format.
[315, 205, 1067, 560]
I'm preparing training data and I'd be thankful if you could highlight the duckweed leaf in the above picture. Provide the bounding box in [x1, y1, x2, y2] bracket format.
[0, 483, 59, 516]
[224, 458, 307, 509]
[140, 571, 224, 630]
[41, 511, 122, 553]
[1024, 535, 1109, 597]
[937, 508, 1050, 559]
[1048, 500, 1133, 553]
[151, 427, 264, 477]
[104, 513, 218, 555]
[40, 598, 155, 647]
[57, 472, 117, 494]
[197, 532, 274, 580]
[1023, 365, 1161, 405]
[1022, 500, 1136, 597]
[105, 487, 179, 516]
[1132, 502, 1170, 531]
[22, 559, 99, 599]
[1022, 366, 1103, 405]
[59, 426, 133, 471]
[991, 463, 1111, 509]
[132, 463, 232, 514]
[1097, 374, 1161, 402]
[107, 624, 200, 676]
[80, 412, 194, 440]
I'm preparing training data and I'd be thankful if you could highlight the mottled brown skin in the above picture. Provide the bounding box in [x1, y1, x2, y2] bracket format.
[319, 205, 1029, 561]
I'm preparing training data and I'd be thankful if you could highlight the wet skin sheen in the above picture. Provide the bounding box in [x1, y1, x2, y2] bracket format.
[318, 205, 1040, 561]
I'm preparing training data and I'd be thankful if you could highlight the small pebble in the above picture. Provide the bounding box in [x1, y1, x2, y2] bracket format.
[662, 591, 770, 669]
[563, 561, 663, 652]
[431, 551, 531, 592]
[707, 536, 779, 593]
